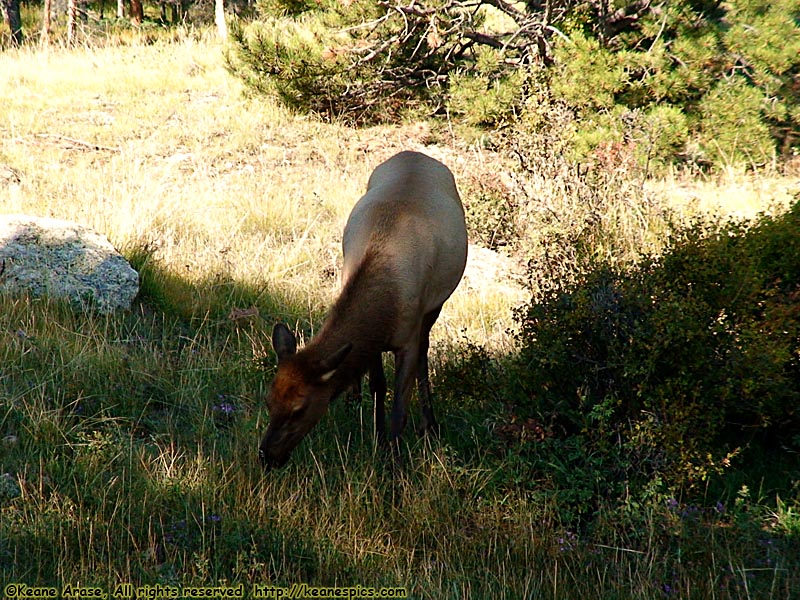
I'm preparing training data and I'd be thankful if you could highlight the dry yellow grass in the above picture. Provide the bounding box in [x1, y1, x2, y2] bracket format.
[1, 35, 796, 354]
[650, 165, 798, 220]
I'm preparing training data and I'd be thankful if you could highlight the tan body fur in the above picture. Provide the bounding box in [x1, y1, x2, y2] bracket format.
[259, 151, 468, 470]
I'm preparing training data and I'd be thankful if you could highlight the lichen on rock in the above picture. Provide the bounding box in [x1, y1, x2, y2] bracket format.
[0, 215, 139, 313]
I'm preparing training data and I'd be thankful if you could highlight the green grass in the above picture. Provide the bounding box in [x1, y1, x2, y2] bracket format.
[1, 31, 799, 598]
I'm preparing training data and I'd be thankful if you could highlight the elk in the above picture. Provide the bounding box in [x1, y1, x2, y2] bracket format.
[259, 151, 468, 470]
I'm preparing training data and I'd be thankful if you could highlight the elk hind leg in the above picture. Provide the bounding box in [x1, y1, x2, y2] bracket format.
[417, 306, 442, 436]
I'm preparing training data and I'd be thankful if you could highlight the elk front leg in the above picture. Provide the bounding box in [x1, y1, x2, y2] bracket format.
[369, 354, 387, 443]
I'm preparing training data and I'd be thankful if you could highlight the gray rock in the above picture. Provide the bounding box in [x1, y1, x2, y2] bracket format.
[0, 215, 139, 313]
[0, 472, 21, 501]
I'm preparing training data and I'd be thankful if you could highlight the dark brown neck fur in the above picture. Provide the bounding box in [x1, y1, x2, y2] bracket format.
[301, 250, 399, 392]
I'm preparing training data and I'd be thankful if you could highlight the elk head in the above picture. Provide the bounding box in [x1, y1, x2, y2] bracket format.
[258, 323, 352, 470]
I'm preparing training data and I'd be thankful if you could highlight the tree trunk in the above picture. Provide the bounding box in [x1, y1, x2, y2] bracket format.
[2, 0, 24, 46]
[117, 0, 124, 18]
[130, 0, 143, 24]
[67, 0, 77, 44]
[41, 0, 52, 45]
[215, 0, 227, 41]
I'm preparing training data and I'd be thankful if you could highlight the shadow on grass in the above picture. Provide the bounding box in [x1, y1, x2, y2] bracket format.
[126, 241, 308, 327]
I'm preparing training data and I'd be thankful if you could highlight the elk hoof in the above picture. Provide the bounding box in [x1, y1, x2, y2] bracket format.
[417, 419, 440, 438]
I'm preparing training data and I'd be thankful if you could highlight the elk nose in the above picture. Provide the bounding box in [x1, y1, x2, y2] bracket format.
[258, 446, 290, 471]
[258, 448, 270, 470]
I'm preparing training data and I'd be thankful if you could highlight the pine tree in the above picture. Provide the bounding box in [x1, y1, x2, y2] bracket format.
[226, 0, 800, 168]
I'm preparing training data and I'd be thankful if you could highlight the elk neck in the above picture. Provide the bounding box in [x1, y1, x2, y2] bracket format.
[302, 248, 399, 390]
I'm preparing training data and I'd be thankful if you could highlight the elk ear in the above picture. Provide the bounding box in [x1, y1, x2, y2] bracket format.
[272, 323, 297, 361]
[318, 342, 352, 383]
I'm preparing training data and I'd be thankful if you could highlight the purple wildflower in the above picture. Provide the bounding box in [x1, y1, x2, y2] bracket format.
[557, 530, 577, 552]
[212, 395, 237, 425]
[214, 402, 235, 415]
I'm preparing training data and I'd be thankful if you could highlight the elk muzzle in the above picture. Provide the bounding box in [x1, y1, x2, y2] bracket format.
[258, 426, 294, 471]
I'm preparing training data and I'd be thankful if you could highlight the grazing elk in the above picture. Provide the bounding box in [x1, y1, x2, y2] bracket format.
[258, 151, 468, 470]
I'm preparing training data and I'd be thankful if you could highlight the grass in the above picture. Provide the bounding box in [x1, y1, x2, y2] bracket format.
[1, 30, 799, 598]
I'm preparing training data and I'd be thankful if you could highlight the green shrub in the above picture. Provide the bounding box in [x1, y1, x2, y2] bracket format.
[550, 31, 626, 113]
[698, 77, 776, 166]
[226, 0, 471, 123]
[548, 0, 799, 169]
[513, 200, 800, 493]
[447, 46, 528, 127]
[635, 105, 690, 171]
[225, 16, 355, 119]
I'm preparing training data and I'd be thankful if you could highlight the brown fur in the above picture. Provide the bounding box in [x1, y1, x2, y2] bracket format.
[312, 249, 400, 385]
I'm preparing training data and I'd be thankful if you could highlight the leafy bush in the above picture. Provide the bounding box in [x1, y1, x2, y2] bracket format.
[225, 0, 580, 123]
[492, 95, 673, 298]
[698, 77, 775, 166]
[225, 15, 355, 118]
[447, 46, 528, 127]
[513, 200, 800, 492]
